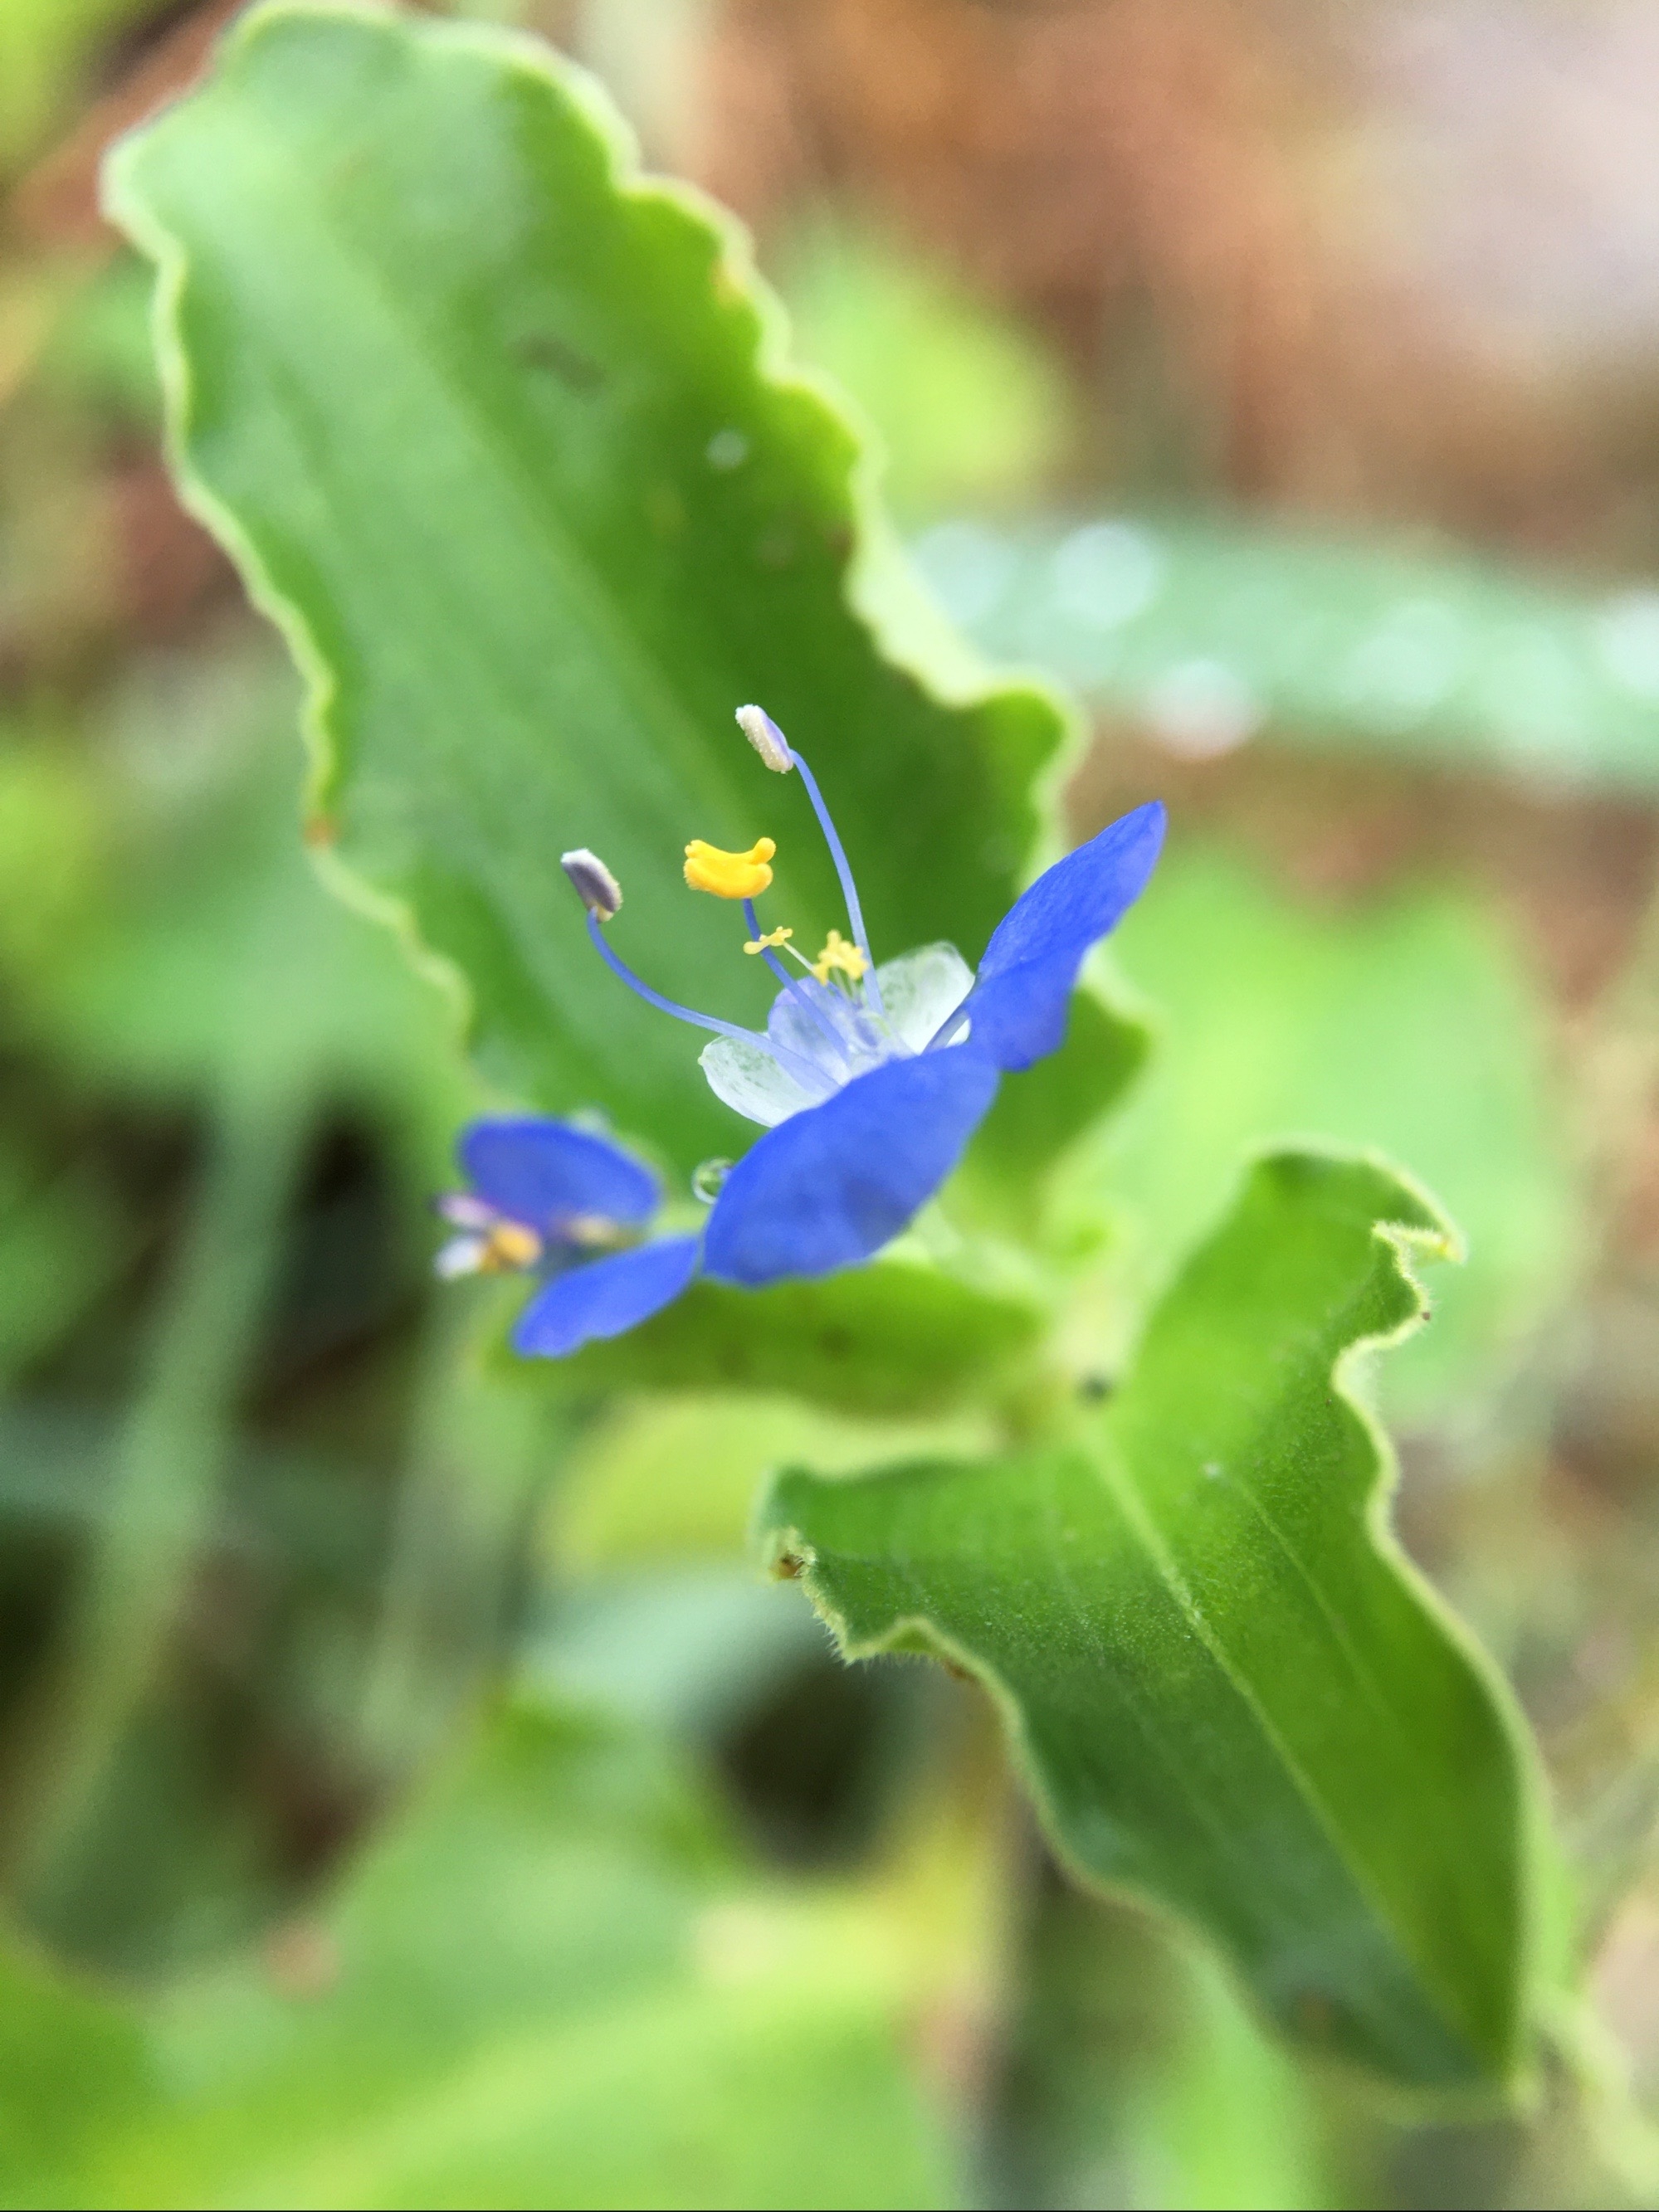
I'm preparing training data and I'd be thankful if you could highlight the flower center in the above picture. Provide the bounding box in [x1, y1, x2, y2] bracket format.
[481, 1220, 543, 1271]
[562, 707, 900, 1104]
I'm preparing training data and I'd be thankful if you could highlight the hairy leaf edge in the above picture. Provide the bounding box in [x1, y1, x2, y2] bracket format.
[758, 1142, 1563, 2110]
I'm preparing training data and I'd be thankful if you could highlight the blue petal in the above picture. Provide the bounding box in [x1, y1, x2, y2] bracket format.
[461, 1117, 660, 1232]
[512, 1235, 701, 1357]
[960, 802, 1165, 1070]
[702, 1050, 1000, 1286]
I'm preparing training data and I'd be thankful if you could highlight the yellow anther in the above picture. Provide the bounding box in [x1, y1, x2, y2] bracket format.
[744, 926, 793, 956]
[684, 836, 775, 899]
[481, 1221, 543, 1272]
[810, 928, 869, 985]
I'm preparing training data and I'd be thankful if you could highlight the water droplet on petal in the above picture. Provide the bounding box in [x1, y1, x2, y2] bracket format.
[692, 1157, 734, 1204]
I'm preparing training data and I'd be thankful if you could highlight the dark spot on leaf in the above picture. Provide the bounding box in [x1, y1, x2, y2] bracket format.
[1291, 1988, 1337, 2037]
[647, 483, 686, 537]
[757, 522, 798, 568]
[512, 332, 603, 392]
[818, 1326, 853, 1359]
[1078, 1372, 1115, 1402]
[940, 1659, 973, 1683]
[303, 813, 337, 848]
[822, 520, 854, 562]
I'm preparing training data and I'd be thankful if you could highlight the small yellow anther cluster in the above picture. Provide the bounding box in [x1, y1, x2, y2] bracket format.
[810, 929, 869, 986]
[684, 836, 775, 899]
[744, 926, 793, 956]
[481, 1221, 543, 1273]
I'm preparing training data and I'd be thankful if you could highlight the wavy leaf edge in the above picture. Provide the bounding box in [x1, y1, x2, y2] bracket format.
[99, 0, 1091, 1109]
[759, 1140, 1562, 2104]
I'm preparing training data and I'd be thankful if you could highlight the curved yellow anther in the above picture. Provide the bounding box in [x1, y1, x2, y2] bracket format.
[810, 928, 869, 985]
[744, 926, 793, 955]
[684, 836, 775, 899]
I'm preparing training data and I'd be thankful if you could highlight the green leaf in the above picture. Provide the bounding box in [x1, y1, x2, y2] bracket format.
[914, 513, 1659, 793]
[105, 2, 1087, 1174]
[11, 1710, 950, 2210]
[761, 1151, 1545, 2092]
[554, 1258, 1047, 1417]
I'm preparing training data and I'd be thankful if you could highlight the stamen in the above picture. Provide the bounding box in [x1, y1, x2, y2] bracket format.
[810, 929, 869, 987]
[735, 704, 793, 774]
[483, 1220, 544, 1271]
[561, 848, 622, 921]
[580, 913, 827, 1090]
[775, 742, 885, 1019]
[685, 837, 775, 899]
[742, 898, 848, 1061]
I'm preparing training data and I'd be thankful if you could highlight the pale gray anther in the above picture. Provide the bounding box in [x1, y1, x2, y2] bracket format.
[560, 847, 623, 921]
[735, 703, 794, 774]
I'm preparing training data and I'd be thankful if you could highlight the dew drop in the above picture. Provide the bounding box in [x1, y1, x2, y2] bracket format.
[692, 1157, 734, 1204]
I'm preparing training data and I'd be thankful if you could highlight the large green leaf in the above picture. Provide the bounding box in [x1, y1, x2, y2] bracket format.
[761, 1152, 1545, 2091]
[104, 2, 1098, 1175]
[0, 1710, 949, 2209]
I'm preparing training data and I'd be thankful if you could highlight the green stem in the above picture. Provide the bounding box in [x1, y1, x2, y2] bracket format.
[10, 1078, 309, 1893]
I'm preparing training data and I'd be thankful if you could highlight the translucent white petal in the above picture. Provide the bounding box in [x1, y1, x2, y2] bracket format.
[700, 1034, 826, 1128]
[437, 1192, 499, 1230]
[766, 973, 884, 1078]
[876, 942, 974, 1052]
[434, 1233, 488, 1279]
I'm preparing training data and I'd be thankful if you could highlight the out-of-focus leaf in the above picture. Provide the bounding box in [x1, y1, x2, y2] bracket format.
[7, 1710, 949, 2210]
[778, 223, 1074, 519]
[106, 3, 1089, 1176]
[997, 1889, 1330, 2211]
[551, 1390, 1002, 1570]
[526, 1566, 827, 1737]
[763, 1152, 1544, 2091]
[0, 1940, 154, 2201]
[555, 1258, 1047, 1417]
[42, 646, 467, 1138]
[0, 738, 105, 991]
[914, 514, 1659, 792]
[0, 1159, 130, 1388]
[954, 988, 1151, 1245]
[1092, 847, 1578, 1418]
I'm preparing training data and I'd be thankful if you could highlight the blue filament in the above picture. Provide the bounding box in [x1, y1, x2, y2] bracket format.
[787, 748, 885, 1018]
[741, 899, 848, 1062]
[586, 915, 826, 1091]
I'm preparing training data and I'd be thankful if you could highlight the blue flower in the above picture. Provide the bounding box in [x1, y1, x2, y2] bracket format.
[435, 1116, 699, 1358]
[439, 707, 1164, 1355]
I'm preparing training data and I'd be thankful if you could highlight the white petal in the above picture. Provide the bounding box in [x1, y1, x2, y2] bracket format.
[876, 942, 974, 1052]
[700, 1035, 823, 1128]
[437, 1192, 498, 1230]
[434, 1233, 488, 1279]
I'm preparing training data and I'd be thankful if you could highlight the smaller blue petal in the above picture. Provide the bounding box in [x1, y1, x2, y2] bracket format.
[461, 1117, 660, 1234]
[702, 1050, 999, 1286]
[961, 801, 1165, 1071]
[512, 1235, 701, 1358]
